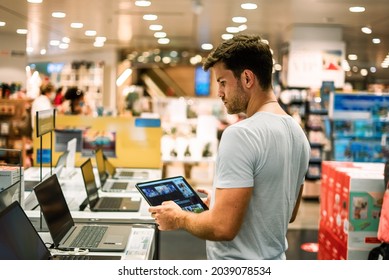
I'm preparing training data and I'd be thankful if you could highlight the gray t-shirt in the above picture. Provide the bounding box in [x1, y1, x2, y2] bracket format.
[206, 112, 310, 260]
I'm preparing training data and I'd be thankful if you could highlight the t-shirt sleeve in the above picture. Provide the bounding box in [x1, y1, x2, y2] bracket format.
[214, 125, 257, 188]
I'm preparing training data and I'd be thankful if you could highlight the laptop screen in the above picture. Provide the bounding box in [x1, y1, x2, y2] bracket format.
[33, 174, 74, 247]
[94, 148, 108, 184]
[135, 176, 208, 213]
[0, 201, 51, 260]
[80, 158, 99, 208]
[0, 180, 21, 212]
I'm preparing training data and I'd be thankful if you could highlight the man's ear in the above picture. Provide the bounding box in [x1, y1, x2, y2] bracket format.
[242, 70, 254, 88]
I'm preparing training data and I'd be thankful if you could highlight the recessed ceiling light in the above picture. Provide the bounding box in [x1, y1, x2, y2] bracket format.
[241, 3, 258, 10]
[361, 26, 372, 34]
[16, 29, 28, 34]
[95, 36, 107, 42]
[94, 41, 104, 47]
[70, 22, 83, 28]
[201, 43, 213, 50]
[360, 69, 368, 76]
[149, 24, 163, 31]
[349, 6, 365, 13]
[370, 67, 376, 73]
[232, 17, 247, 23]
[0, 21, 6, 27]
[52, 12, 66, 18]
[221, 34, 234, 40]
[135, 0, 151, 7]
[154, 32, 166, 38]
[238, 24, 247, 31]
[49, 40, 60, 46]
[85, 30, 97, 36]
[59, 43, 69, 49]
[348, 54, 358, 61]
[372, 38, 381, 44]
[27, 0, 43, 3]
[226, 27, 240, 33]
[158, 38, 170, 45]
[143, 14, 158, 21]
[40, 49, 46, 55]
[62, 37, 70, 43]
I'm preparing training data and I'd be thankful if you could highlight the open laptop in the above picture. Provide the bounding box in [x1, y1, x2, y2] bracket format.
[135, 176, 208, 213]
[94, 148, 137, 192]
[24, 150, 67, 191]
[0, 180, 21, 212]
[33, 174, 131, 252]
[0, 201, 122, 260]
[95, 148, 150, 180]
[80, 158, 141, 212]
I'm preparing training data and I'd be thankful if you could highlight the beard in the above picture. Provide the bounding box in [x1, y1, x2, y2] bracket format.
[224, 80, 249, 115]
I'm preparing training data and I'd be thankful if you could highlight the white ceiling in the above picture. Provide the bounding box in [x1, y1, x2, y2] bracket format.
[1, 0, 389, 82]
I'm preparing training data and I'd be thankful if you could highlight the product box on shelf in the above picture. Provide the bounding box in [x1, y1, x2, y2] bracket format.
[319, 161, 385, 259]
[0, 165, 21, 188]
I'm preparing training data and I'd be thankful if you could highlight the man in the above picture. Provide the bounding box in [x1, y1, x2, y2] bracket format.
[149, 34, 310, 260]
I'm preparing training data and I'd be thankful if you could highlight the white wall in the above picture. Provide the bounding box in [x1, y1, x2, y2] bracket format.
[0, 33, 27, 88]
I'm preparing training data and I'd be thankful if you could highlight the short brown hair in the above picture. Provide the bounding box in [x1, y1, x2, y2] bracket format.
[203, 34, 273, 90]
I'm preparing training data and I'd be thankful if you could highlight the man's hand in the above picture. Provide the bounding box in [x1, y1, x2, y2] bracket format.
[149, 201, 184, 231]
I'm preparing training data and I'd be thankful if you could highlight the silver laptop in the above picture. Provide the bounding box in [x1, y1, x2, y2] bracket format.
[94, 148, 138, 192]
[95, 148, 149, 181]
[80, 158, 141, 212]
[0, 201, 122, 260]
[33, 174, 131, 252]
[24, 150, 67, 192]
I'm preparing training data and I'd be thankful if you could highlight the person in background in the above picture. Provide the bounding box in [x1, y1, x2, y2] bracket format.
[149, 34, 311, 260]
[53, 86, 65, 107]
[31, 82, 55, 128]
[63, 87, 91, 115]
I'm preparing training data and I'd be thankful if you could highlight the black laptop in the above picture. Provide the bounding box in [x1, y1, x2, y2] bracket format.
[33, 174, 131, 252]
[0, 201, 121, 260]
[80, 158, 141, 212]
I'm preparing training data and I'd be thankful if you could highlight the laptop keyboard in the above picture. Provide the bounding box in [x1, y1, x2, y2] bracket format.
[112, 182, 128, 190]
[99, 197, 122, 209]
[70, 226, 108, 248]
[57, 255, 91, 260]
[118, 171, 134, 177]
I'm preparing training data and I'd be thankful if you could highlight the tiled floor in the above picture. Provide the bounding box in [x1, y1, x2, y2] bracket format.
[159, 199, 321, 260]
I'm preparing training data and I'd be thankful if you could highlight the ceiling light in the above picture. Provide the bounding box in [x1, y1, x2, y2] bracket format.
[238, 24, 247, 31]
[62, 37, 70, 43]
[201, 43, 213, 50]
[372, 38, 381, 44]
[348, 54, 358, 60]
[27, 0, 43, 3]
[95, 36, 107, 42]
[59, 43, 69, 49]
[232, 17, 247, 23]
[85, 30, 97, 36]
[16, 29, 28, 34]
[49, 40, 60, 46]
[93, 41, 104, 48]
[0, 21, 5, 27]
[241, 3, 257, 10]
[221, 34, 234, 40]
[361, 26, 372, 34]
[52, 12, 66, 18]
[135, 0, 151, 7]
[26, 47, 33, 53]
[149, 24, 163, 31]
[116, 69, 133, 86]
[226, 27, 240, 33]
[143, 14, 158, 21]
[154, 32, 166, 38]
[349, 6, 365, 13]
[40, 49, 46, 55]
[158, 38, 170, 45]
[370, 67, 376, 73]
[70, 22, 83, 28]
